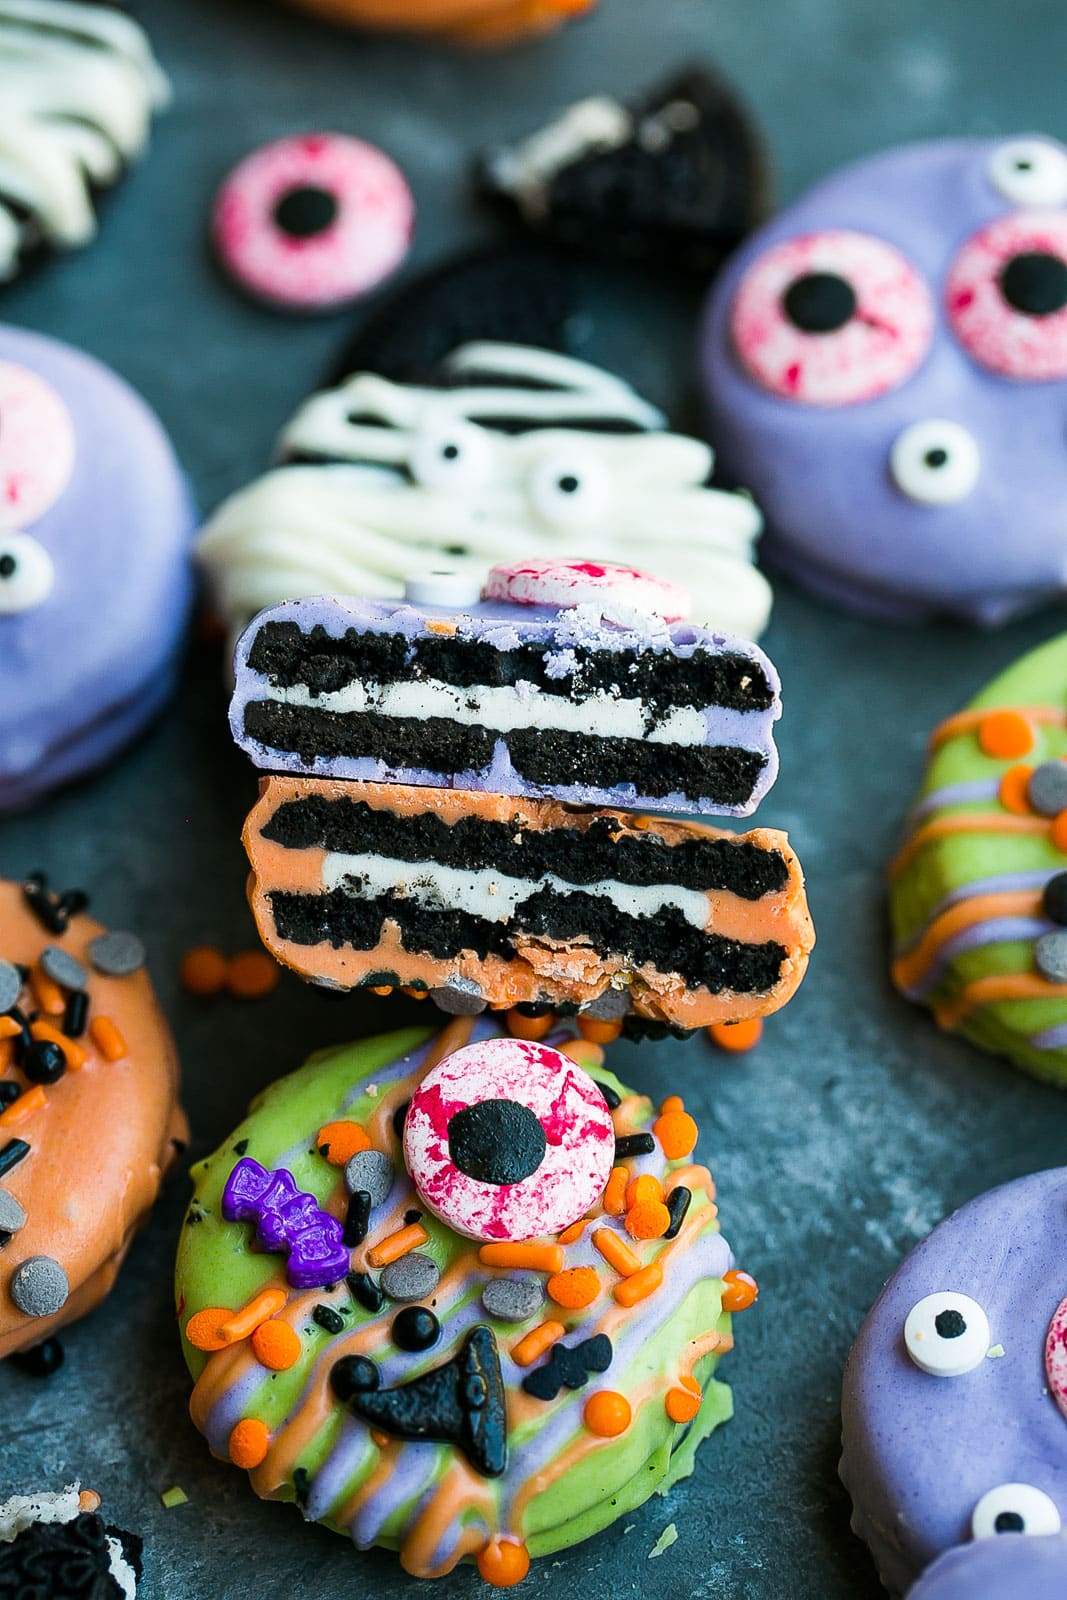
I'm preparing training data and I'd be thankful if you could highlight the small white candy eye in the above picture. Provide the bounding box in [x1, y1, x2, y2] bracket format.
[0, 533, 55, 614]
[410, 415, 492, 492]
[972, 1483, 1062, 1540]
[527, 448, 609, 528]
[890, 420, 980, 506]
[903, 1291, 990, 1376]
[403, 571, 483, 608]
[988, 139, 1067, 208]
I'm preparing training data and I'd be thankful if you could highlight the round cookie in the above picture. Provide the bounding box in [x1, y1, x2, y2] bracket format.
[0, 1484, 143, 1596]
[907, 1537, 1067, 1600]
[0, 876, 187, 1360]
[279, 0, 597, 46]
[176, 1017, 744, 1584]
[841, 1168, 1067, 1594]
[701, 135, 1067, 625]
[0, 323, 196, 812]
[890, 632, 1067, 1085]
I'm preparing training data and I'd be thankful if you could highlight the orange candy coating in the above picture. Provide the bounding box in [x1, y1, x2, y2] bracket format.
[229, 1418, 270, 1469]
[477, 1540, 531, 1588]
[251, 1318, 302, 1371]
[546, 1266, 601, 1309]
[227, 950, 280, 999]
[625, 1199, 671, 1240]
[999, 763, 1035, 815]
[180, 946, 228, 996]
[316, 1120, 372, 1165]
[978, 709, 1034, 759]
[654, 1110, 699, 1159]
[721, 1268, 759, 1312]
[583, 1390, 632, 1437]
[708, 1017, 764, 1053]
[504, 1008, 555, 1040]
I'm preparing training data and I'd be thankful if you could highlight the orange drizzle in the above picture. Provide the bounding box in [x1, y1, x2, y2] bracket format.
[935, 972, 1067, 1031]
[890, 812, 1049, 877]
[928, 705, 1063, 751]
[891, 890, 1042, 991]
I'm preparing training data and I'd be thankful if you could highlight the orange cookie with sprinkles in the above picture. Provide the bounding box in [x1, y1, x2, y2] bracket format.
[0, 874, 187, 1365]
[175, 1017, 749, 1584]
[890, 633, 1067, 1084]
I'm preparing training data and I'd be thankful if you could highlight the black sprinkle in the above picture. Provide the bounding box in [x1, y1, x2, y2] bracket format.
[392, 1305, 440, 1352]
[185, 1208, 204, 1226]
[615, 1133, 656, 1160]
[10, 1336, 64, 1376]
[404, 1208, 423, 1226]
[664, 1186, 692, 1239]
[521, 1332, 613, 1402]
[330, 1353, 380, 1401]
[233, 1139, 249, 1156]
[22, 1039, 66, 1085]
[0, 1082, 21, 1110]
[392, 1099, 411, 1139]
[0, 1139, 30, 1179]
[592, 1078, 621, 1110]
[0, 1230, 10, 1250]
[292, 1467, 311, 1508]
[22, 873, 67, 934]
[347, 1270, 385, 1314]
[344, 1190, 371, 1248]
[313, 1303, 346, 1335]
[62, 989, 89, 1039]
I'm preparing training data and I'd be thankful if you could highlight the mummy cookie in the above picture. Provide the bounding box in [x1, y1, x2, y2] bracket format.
[0, 0, 169, 284]
[212, 134, 414, 313]
[840, 1167, 1067, 1594]
[0, 1484, 142, 1596]
[0, 323, 195, 811]
[701, 135, 1067, 624]
[890, 632, 1067, 1085]
[197, 341, 771, 647]
[279, 0, 597, 47]
[176, 1016, 749, 1584]
[0, 875, 187, 1360]
[229, 564, 782, 816]
[480, 65, 767, 273]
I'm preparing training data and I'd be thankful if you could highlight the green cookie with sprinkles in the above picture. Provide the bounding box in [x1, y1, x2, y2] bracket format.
[891, 631, 1067, 1084]
[174, 1016, 755, 1586]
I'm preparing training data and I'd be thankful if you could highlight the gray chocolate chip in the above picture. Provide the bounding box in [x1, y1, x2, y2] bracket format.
[431, 979, 487, 1016]
[0, 1188, 26, 1234]
[1029, 761, 1067, 818]
[380, 1252, 440, 1302]
[39, 945, 87, 992]
[344, 1149, 394, 1209]
[481, 1277, 545, 1324]
[582, 987, 632, 1021]
[0, 961, 22, 1014]
[88, 931, 146, 977]
[10, 1256, 69, 1318]
[1036, 930, 1067, 982]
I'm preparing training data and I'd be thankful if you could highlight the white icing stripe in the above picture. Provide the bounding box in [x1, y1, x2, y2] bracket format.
[264, 676, 712, 745]
[321, 851, 711, 930]
[483, 98, 634, 219]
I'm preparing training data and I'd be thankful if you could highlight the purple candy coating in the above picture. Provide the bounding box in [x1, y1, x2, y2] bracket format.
[701, 137, 1067, 625]
[907, 1537, 1067, 1600]
[841, 1168, 1067, 1594]
[0, 324, 195, 812]
[222, 1156, 349, 1290]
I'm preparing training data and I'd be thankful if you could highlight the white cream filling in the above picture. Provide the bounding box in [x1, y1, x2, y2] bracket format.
[265, 675, 710, 746]
[321, 851, 710, 931]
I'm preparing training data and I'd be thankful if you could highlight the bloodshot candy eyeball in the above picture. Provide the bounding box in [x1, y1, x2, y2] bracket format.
[701, 135, 1067, 625]
[212, 134, 414, 313]
[402, 1036, 616, 1240]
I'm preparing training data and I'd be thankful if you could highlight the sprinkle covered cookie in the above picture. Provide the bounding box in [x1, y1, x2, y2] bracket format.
[175, 1018, 747, 1584]
[0, 1484, 143, 1596]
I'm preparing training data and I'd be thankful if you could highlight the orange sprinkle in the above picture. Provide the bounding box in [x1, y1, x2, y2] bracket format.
[0, 1015, 24, 1040]
[229, 1418, 270, 1469]
[316, 1120, 372, 1165]
[659, 1094, 685, 1115]
[665, 1383, 702, 1423]
[558, 1039, 605, 1070]
[227, 950, 280, 1000]
[89, 1015, 127, 1062]
[602, 1166, 629, 1217]
[625, 1199, 671, 1241]
[218, 1287, 288, 1345]
[251, 1318, 302, 1371]
[583, 1390, 632, 1437]
[708, 1017, 764, 1054]
[592, 1228, 641, 1277]
[370, 986, 393, 997]
[0, 1085, 46, 1128]
[425, 618, 458, 637]
[478, 1242, 564, 1274]
[185, 1307, 232, 1353]
[30, 1021, 87, 1070]
[999, 763, 1035, 815]
[557, 1219, 588, 1245]
[1053, 811, 1067, 853]
[180, 945, 228, 996]
[0, 1041, 11, 1074]
[402, 987, 428, 1000]
[614, 1261, 663, 1307]
[654, 1110, 699, 1159]
[625, 1174, 663, 1210]
[721, 1268, 759, 1312]
[577, 1015, 623, 1044]
[511, 1319, 565, 1367]
[978, 709, 1034, 760]
[367, 1221, 429, 1268]
[78, 1490, 101, 1514]
[546, 1266, 601, 1309]
[477, 1539, 531, 1588]
[30, 963, 65, 1016]
[370, 1429, 392, 1449]
[505, 1008, 555, 1041]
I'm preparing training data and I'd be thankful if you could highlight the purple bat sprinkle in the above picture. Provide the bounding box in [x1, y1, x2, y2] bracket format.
[222, 1157, 350, 1289]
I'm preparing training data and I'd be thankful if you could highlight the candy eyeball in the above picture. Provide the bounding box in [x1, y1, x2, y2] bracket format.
[484, 557, 691, 621]
[988, 139, 1067, 209]
[0, 533, 55, 613]
[903, 1291, 991, 1376]
[946, 212, 1067, 380]
[402, 1036, 616, 1242]
[527, 446, 610, 528]
[0, 361, 76, 532]
[890, 420, 981, 505]
[403, 571, 484, 608]
[972, 1483, 1062, 1540]
[411, 414, 493, 492]
[730, 229, 934, 405]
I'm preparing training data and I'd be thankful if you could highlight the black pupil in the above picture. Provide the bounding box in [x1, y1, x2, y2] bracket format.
[447, 1099, 547, 1186]
[924, 448, 949, 469]
[441, 443, 460, 461]
[0, 553, 15, 578]
[994, 1511, 1026, 1534]
[1015, 160, 1033, 171]
[999, 250, 1067, 316]
[272, 184, 339, 239]
[558, 475, 580, 494]
[782, 271, 857, 334]
[934, 1308, 967, 1340]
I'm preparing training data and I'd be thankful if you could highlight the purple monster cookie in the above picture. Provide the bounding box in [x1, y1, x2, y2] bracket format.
[841, 1168, 1067, 1594]
[0, 324, 195, 812]
[907, 1535, 1067, 1600]
[230, 558, 781, 818]
[701, 135, 1067, 624]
